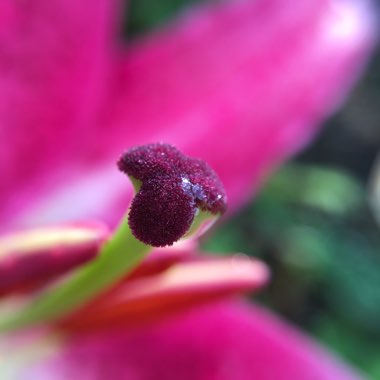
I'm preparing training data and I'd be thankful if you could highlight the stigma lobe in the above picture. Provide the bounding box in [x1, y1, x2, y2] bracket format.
[118, 143, 226, 247]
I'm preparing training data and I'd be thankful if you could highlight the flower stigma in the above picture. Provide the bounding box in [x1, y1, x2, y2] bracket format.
[118, 143, 227, 247]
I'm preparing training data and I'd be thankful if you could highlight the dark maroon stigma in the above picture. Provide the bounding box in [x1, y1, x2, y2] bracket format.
[118, 143, 227, 247]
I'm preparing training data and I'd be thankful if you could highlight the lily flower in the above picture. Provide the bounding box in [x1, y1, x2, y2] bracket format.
[0, 0, 377, 379]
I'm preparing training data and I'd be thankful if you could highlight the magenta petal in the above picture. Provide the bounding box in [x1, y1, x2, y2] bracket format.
[0, 0, 116, 230]
[95, 0, 378, 216]
[59, 255, 269, 331]
[1, 0, 377, 231]
[25, 303, 364, 380]
[0, 222, 108, 295]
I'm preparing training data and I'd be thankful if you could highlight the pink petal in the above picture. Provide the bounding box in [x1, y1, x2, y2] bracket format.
[98, 0, 377, 217]
[24, 302, 365, 380]
[58, 254, 269, 331]
[0, 0, 116, 230]
[1, 0, 377, 231]
[0, 222, 108, 296]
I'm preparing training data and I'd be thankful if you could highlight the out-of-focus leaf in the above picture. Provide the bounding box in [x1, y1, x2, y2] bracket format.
[265, 164, 365, 215]
[369, 152, 380, 228]
[126, 0, 204, 35]
[312, 316, 380, 377]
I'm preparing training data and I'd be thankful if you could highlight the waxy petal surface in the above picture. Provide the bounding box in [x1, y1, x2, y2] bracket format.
[0, 222, 108, 296]
[0, 0, 377, 231]
[0, 0, 116, 231]
[59, 254, 269, 331]
[24, 303, 364, 380]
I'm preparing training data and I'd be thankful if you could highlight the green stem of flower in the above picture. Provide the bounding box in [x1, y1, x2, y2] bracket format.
[0, 211, 151, 331]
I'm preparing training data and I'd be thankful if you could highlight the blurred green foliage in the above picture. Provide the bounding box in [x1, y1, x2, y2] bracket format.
[125, 0, 203, 36]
